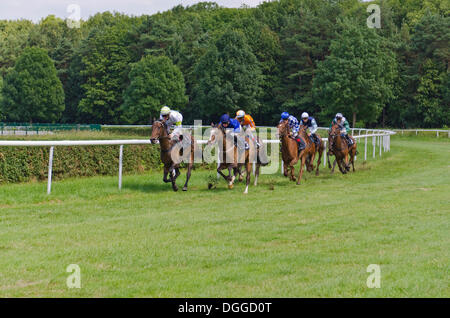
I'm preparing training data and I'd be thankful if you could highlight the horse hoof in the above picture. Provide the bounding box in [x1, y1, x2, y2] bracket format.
[228, 184, 234, 189]
[173, 186, 179, 192]
[182, 187, 188, 191]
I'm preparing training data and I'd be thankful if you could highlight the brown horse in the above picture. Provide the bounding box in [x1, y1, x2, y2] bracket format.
[277, 121, 315, 185]
[296, 125, 318, 184]
[150, 121, 196, 191]
[207, 125, 253, 194]
[328, 123, 357, 174]
[304, 130, 325, 176]
[236, 133, 269, 186]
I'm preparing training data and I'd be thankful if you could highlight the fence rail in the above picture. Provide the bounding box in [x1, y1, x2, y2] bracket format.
[0, 128, 395, 194]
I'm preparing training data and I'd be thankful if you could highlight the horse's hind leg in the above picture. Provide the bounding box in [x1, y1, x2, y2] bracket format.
[331, 159, 337, 174]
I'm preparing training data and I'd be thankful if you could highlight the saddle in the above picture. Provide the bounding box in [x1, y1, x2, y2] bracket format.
[290, 135, 306, 154]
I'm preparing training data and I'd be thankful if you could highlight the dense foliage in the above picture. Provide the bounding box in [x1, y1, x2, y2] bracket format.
[0, 0, 448, 128]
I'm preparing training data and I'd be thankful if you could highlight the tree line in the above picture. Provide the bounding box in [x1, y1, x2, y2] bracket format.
[0, 0, 448, 128]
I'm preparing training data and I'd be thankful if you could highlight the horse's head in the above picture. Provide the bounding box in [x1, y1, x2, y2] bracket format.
[150, 121, 167, 144]
[329, 123, 341, 138]
[207, 123, 223, 146]
[277, 120, 289, 138]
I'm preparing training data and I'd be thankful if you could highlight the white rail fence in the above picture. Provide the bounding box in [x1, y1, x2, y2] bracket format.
[0, 128, 395, 194]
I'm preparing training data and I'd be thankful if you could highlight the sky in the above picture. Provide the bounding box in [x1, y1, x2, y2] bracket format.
[0, 0, 265, 22]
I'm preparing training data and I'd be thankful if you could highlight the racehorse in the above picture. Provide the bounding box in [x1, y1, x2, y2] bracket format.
[305, 130, 325, 176]
[150, 120, 196, 191]
[296, 125, 318, 184]
[207, 124, 253, 194]
[327, 123, 357, 174]
[236, 131, 269, 187]
[277, 121, 315, 185]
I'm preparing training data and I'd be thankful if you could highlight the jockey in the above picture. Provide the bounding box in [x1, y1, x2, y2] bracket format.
[330, 113, 354, 146]
[235, 110, 260, 148]
[159, 106, 183, 141]
[219, 114, 249, 150]
[279, 112, 304, 150]
[300, 112, 320, 147]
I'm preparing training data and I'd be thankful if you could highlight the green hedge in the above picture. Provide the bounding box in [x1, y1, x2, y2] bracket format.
[0, 145, 163, 184]
[0, 144, 218, 184]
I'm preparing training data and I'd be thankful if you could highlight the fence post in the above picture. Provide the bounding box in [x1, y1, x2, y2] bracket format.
[379, 136, 382, 156]
[119, 145, 123, 190]
[372, 136, 376, 158]
[47, 147, 54, 195]
[281, 159, 284, 175]
[323, 140, 327, 166]
[364, 136, 367, 161]
[437, 131, 439, 138]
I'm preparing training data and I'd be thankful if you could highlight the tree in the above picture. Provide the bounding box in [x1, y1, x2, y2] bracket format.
[415, 59, 449, 127]
[313, 18, 397, 127]
[75, 15, 135, 124]
[0, 47, 65, 123]
[276, 2, 340, 122]
[191, 30, 262, 123]
[0, 20, 34, 76]
[0, 75, 3, 120]
[121, 55, 188, 124]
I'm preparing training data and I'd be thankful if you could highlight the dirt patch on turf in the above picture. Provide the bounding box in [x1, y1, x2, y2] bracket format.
[0, 279, 47, 291]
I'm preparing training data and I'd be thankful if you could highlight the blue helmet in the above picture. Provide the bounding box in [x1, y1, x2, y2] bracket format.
[281, 112, 290, 120]
[220, 114, 230, 124]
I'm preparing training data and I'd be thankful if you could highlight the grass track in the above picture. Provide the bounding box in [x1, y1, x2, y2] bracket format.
[0, 136, 449, 297]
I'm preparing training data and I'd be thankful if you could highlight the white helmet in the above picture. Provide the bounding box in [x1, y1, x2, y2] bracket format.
[301, 112, 309, 119]
[160, 106, 171, 116]
[236, 110, 246, 119]
[336, 113, 343, 119]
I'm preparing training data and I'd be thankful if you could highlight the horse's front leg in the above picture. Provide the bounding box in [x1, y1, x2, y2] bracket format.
[316, 148, 322, 176]
[331, 159, 337, 174]
[228, 166, 236, 189]
[243, 162, 251, 194]
[217, 164, 229, 182]
[289, 158, 297, 182]
[327, 151, 332, 169]
[169, 165, 178, 192]
[283, 160, 289, 177]
[163, 166, 171, 183]
[297, 156, 306, 185]
[254, 164, 260, 186]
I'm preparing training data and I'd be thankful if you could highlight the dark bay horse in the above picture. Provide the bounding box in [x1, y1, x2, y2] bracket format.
[305, 130, 325, 176]
[207, 125, 253, 194]
[328, 123, 357, 174]
[150, 121, 196, 191]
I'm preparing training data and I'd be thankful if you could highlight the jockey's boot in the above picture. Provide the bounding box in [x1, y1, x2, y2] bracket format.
[345, 135, 354, 147]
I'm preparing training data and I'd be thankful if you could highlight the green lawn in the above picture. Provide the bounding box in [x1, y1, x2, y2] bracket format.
[0, 136, 448, 297]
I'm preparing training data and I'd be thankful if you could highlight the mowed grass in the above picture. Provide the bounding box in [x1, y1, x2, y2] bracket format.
[0, 136, 448, 297]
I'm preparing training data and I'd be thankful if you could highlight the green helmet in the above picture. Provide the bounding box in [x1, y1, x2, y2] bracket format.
[160, 106, 171, 116]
